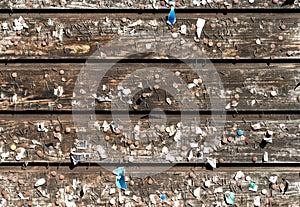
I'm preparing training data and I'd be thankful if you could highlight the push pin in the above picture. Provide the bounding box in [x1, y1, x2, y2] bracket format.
[50, 171, 57, 177]
[234, 94, 240, 100]
[237, 130, 243, 136]
[286, 50, 293, 56]
[280, 24, 286, 30]
[210, 23, 216, 30]
[11, 72, 17, 78]
[203, 38, 209, 45]
[218, 158, 225, 163]
[65, 127, 71, 133]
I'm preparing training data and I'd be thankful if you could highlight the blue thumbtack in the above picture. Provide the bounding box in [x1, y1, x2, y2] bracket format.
[167, 7, 176, 25]
[237, 130, 243, 136]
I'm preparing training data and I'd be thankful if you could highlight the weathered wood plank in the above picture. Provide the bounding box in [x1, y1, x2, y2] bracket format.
[1, 113, 300, 164]
[0, 13, 299, 59]
[0, 165, 299, 206]
[1, 63, 300, 111]
[0, 0, 298, 9]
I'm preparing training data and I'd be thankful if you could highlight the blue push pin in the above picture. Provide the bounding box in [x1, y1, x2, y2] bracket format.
[161, 194, 166, 200]
[237, 129, 243, 136]
[167, 7, 176, 25]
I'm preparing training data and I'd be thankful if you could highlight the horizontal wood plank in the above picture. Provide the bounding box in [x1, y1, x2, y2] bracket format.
[0, 0, 298, 9]
[0, 165, 299, 206]
[0, 13, 299, 59]
[1, 113, 300, 164]
[1, 63, 300, 111]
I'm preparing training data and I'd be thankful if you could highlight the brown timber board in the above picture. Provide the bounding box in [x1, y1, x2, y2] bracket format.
[0, 113, 300, 163]
[1, 63, 300, 111]
[0, 165, 299, 206]
[0, 13, 299, 59]
[0, 0, 298, 9]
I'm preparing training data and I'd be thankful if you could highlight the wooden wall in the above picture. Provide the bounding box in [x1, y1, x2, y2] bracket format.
[0, 1, 299, 206]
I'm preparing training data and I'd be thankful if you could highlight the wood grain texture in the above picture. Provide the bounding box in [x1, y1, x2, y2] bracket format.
[0, 13, 299, 59]
[1, 113, 300, 164]
[0, 165, 299, 206]
[0, 0, 298, 9]
[1, 63, 300, 111]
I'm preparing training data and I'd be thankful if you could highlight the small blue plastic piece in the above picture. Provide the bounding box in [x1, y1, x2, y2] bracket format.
[161, 194, 166, 200]
[112, 167, 127, 190]
[237, 129, 243, 136]
[167, 7, 176, 25]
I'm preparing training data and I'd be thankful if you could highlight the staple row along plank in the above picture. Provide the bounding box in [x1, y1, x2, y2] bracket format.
[0, 13, 299, 59]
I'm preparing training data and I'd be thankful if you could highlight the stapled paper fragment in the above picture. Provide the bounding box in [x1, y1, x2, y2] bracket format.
[34, 178, 46, 187]
[193, 187, 201, 200]
[269, 176, 278, 184]
[254, 196, 261, 207]
[249, 183, 258, 192]
[206, 158, 217, 168]
[224, 191, 234, 205]
[196, 18, 206, 38]
[235, 171, 245, 180]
